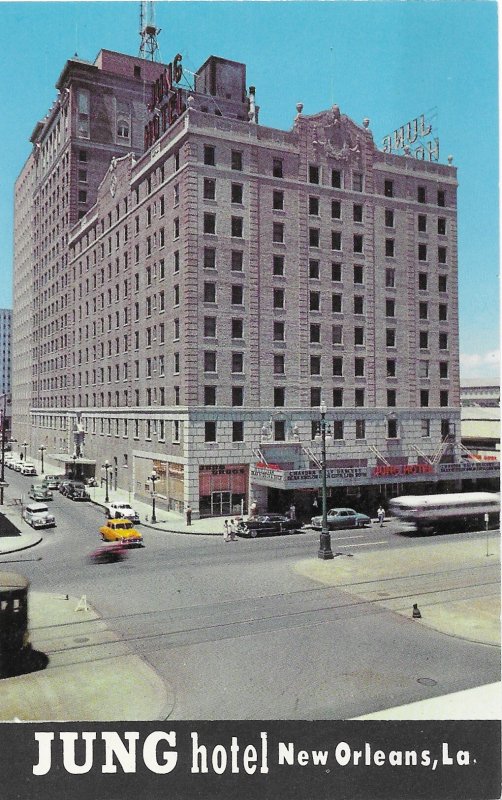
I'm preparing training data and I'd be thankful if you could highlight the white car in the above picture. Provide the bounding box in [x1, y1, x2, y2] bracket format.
[21, 463, 37, 476]
[22, 503, 56, 529]
[105, 501, 140, 523]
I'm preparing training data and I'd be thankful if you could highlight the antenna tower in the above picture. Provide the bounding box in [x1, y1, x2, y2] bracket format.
[139, 1, 161, 61]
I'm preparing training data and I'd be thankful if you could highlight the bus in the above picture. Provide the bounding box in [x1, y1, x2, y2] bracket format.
[388, 492, 500, 533]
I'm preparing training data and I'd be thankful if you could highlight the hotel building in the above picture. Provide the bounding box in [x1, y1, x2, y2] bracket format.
[12, 49, 498, 518]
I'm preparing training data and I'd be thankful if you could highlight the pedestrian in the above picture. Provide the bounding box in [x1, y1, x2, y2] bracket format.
[377, 504, 385, 526]
[223, 519, 230, 541]
[186, 505, 192, 526]
[289, 504, 296, 521]
[250, 499, 258, 517]
[229, 519, 238, 541]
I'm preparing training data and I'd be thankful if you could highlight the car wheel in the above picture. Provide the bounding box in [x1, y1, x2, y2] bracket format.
[356, 519, 364, 528]
[250, 529, 258, 538]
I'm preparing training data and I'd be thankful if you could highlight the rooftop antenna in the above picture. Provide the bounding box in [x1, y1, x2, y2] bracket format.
[139, 1, 161, 61]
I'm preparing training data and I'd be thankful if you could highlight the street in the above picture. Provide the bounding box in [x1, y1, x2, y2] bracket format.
[1, 469, 500, 719]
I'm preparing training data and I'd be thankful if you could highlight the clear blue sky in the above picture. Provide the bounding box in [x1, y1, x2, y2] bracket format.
[0, 1, 498, 379]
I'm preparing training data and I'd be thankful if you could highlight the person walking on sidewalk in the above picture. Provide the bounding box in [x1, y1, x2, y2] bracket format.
[185, 506, 192, 526]
[223, 520, 230, 542]
[377, 504, 385, 527]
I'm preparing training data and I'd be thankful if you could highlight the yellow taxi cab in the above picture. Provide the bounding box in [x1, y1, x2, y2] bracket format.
[99, 518, 143, 547]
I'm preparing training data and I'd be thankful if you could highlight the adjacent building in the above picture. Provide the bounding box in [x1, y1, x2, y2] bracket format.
[12, 48, 498, 518]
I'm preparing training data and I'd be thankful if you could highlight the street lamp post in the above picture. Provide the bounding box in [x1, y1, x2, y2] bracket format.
[150, 469, 158, 523]
[102, 460, 111, 504]
[318, 401, 334, 560]
[39, 445, 46, 475]
[22, 441, 28, 461]
[0, 396, 8, 506]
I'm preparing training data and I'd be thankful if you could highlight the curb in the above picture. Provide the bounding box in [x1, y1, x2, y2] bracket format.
[89, 497, 222, 536]
[0, 536, 43, 557]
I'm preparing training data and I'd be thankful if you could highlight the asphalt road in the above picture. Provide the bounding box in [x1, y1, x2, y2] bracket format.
[1, 470, 499, 719]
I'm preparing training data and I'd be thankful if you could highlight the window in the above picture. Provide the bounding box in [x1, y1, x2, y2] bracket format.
[354, 296, 364, 315]
[385, 268, 395, 288]
[309, 165, 320, 184]
[417, 185, 426, 204]
[309, 196, 319, 215]
[418, 273, 428, 291]
[232, 387, 244, 406]
[331, 200, 341, 219]
[332, 169, 342, 188]
[204, 282, 216, 302]
[419, 302, 428, 320]
[203, 178, 216, 200]
[439, 332, 448, 350]
[440, 390, 449, 407]
[440, 361, 449, 379]
[333, 357, 343, 376]
[231, 250, 243, 271]
[418, 243, 427, 261]
[354, 357, 365, 377]
[232, 421, 244, 442]
[274, 354, 285, 374]
[273, 255, 285, 276]
[274, 387, 285, 407]
[386, 358, 396, 377]
[204, 386, 216, 405]
[310, 388, 321, 407]
[437, 189, 446, 207]
[309, 228, 320, 247]
[231, 216, 243, 238]
[310, 291, 320, 311]
[387, 389, 396, 407]
[438, 275, 447, 292]
[204, 316, 216, 337]
[309, 259, 319, 279]
[353, 172, 363, 192]
[310, 355, 321, 375]
[204, 247, 216, 269]
[333, 388, 343, 407]
[231, 150, 243, 171]
[353, 204, 363, 223]
[438, 246, 447, 264]
[356, 419, 366, 439]
[332, 262, 342, 282]
[439, 304, 448, 321]
[421, 419, 431, 437]
[205, 421, 217, 442]
[417, 214, 428, 233]
[310, 323, 321, 343]
[204, 351, 217, 372]
[353, 265, 364, 284]
[232, 183, 243, 204]
[273, 158, 283, 178]
[331, 231, 341, 251]
[385, 238, 395, 257]
[231, 284, 243, 305]
[232, 318, 244, 339]
[274, 321, 285, 341]
[273, 190, 284, 210]
[420, 390, 429, 407]
[355, 388, 365, 407]
[232, 352, 244, 373]
[332, 325, 342, 344]
[273, 222, 284, 243]
[384, 179, 393, 198]
[387, 418, 398, 439]
[332, 420, 344, 440]
[273, 288, 285, 309]
[353, 234, 363, 253]
[203, 213, 216, 234]
[386, 328, 396, 347]
[354, 326, 364, 345]
[77, 88, 90, 137]
[79, 190, 87, 204]
[438, 217, 446, 235]
[78, 169, 87, 182]
[385, 209, 394, 227]
[203, 145, 215, 165]
[420, 330, 429, 349]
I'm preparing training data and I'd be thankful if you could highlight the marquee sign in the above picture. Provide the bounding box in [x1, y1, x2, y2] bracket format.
[144, 53, 186, 150]
[382, 113, 439, 162]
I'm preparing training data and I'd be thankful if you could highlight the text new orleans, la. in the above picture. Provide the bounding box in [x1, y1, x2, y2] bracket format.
[32, 731, 472, 775]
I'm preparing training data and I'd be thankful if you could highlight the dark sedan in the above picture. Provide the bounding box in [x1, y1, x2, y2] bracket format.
[311, 507, 371, 530]
[236, 514, 300, 538]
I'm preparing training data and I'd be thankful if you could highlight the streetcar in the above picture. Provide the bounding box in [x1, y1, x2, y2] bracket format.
[388, 492, 500, 533]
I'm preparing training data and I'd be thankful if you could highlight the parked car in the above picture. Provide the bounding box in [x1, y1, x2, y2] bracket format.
[21, 463, 37, 476]
[66, 481, 90, 501]
[310, 507, 371, 530]
[41, 476, 62, 490]
[22, 503, 56, 529]
[11, 461, 24, 472]
[99, 519, 143, 547]
[236, 513, 300, 538]
[105, 501, 140, 523]
[58, 479, 75, 496]
[28, 484, 53, 501]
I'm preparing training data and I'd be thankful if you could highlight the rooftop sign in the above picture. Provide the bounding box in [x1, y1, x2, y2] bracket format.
[382, 113, 439, 162]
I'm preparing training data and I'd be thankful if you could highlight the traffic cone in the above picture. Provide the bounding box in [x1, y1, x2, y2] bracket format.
[412, 603, 422, 619]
